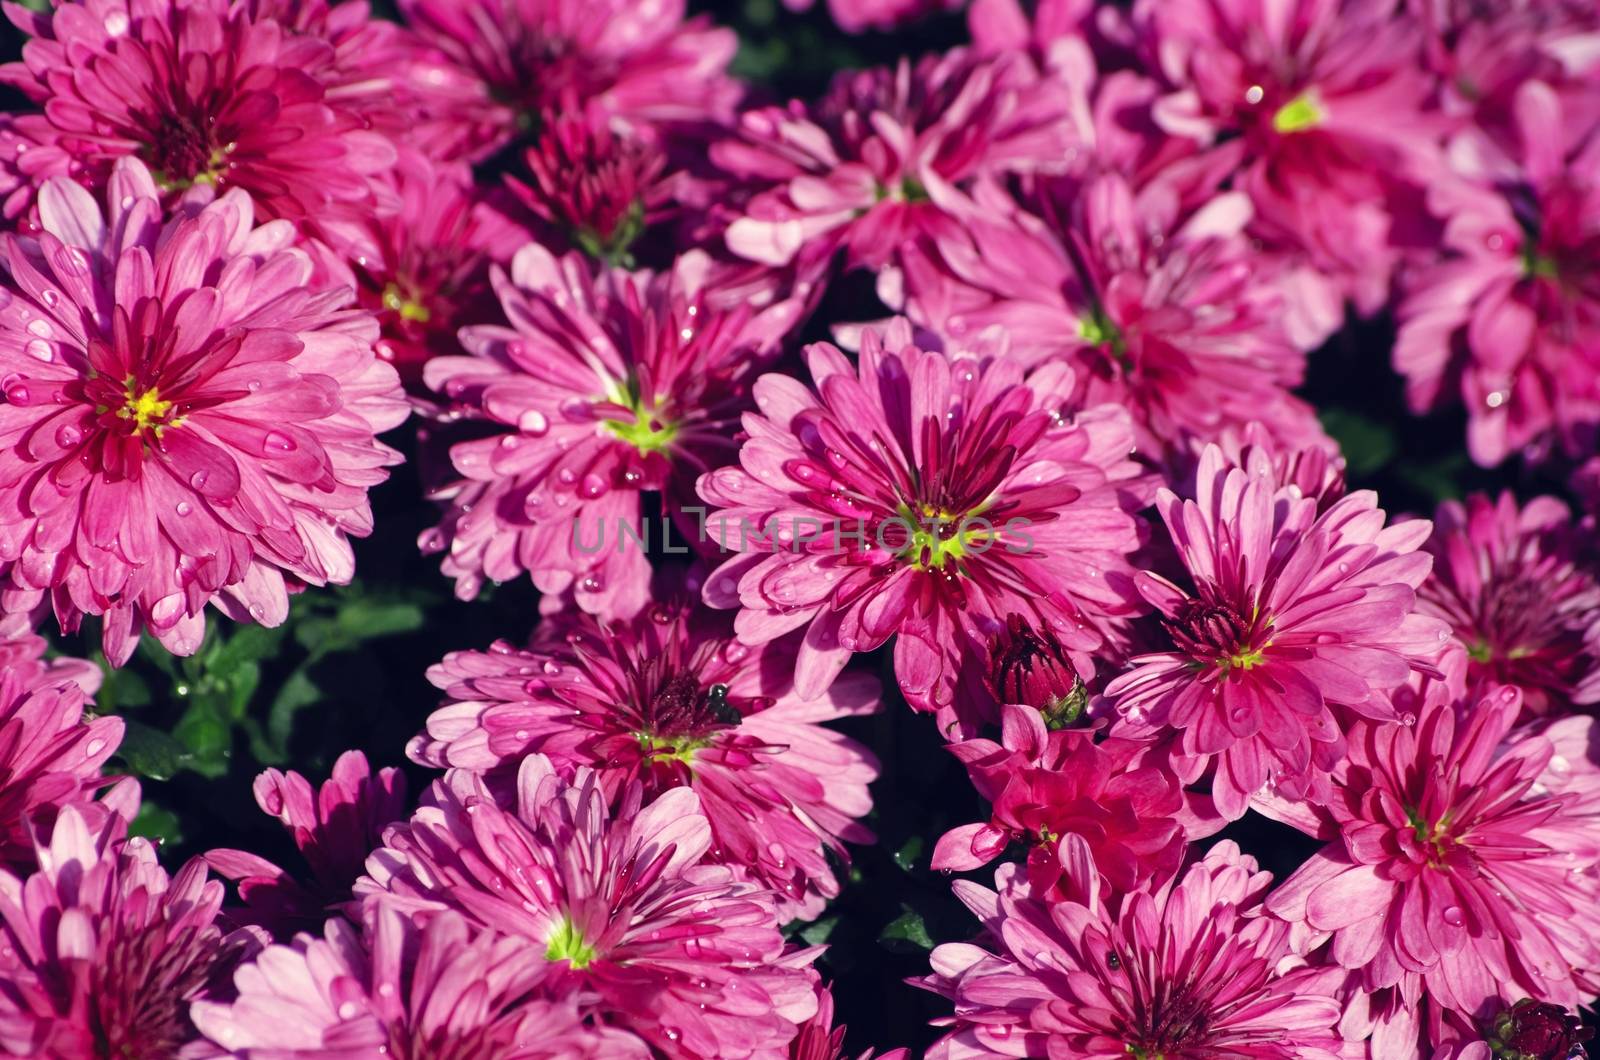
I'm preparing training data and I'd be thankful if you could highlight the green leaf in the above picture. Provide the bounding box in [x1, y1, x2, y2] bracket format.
[262, 667, 322, 761]
[799, 914, 840, 946]
[892, 835, 924, 873]
[127, 802, 184, 847]
[878, 904, 935, 953]
[294, 595, 426, 660]
[1319, 409, 1396, 478]
[172, 700, 232, 777]
[95, 662, 152, 711]
[115, 720, 191, 781]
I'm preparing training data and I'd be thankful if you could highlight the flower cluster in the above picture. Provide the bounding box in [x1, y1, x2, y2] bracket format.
[0, 0, 1596, 1057]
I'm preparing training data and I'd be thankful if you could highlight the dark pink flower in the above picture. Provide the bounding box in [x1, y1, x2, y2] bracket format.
[920, 837, 1347, 1058]
[781, 0, 962, 34]
[1105, 442, 1449, 819]
[410, 601, 880, 919]
[395, 0, 739, 163]
[1418, 492, 1600, 716]
[931, 703, 1193, 893]
[1394, 80, 1600, 466]
[715, 50, 1076, 278]
[1481, 998, 1594, 1060]
[698, 319, 1150, 735]
[0, 633, 118, 870]
[205, 751, 407, 937]
[421, 243, 800, 619]
[0, 804, 242, 1057]
[1267, 688, 1600, 1049]
[0, 160, 407, 665]
[193, 903, 638, 1058]
[1138, 0, 1443, 314]
[360, 757, 820, 1056]
[0, 0, 397, 223]
[904, 170, 1326, 458]
[312, 150, 498, 386]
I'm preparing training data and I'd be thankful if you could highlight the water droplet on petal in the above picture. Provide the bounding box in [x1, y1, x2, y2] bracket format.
[175, 500, 193, 517]
[27, 318, 52, 338]
[337, 1001, 360, 1020]
[104, 10, 129, 35]
[5, 384, 29, 405]
[24, 339, 52, 362]
[40, 290, 58, 307]
[519, 410, 548, 435]
[85, 738, 106, 757]
[54, 423, 81, 447]
[188, 470, 208, 491]
[542, 660, 563, 675]
[1442, 906, 1464, 927]
[263, 430, 296, 453]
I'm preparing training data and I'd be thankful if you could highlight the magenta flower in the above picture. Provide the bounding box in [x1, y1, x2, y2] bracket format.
[781, 0, 962, 34]
[1266, 687, 1600, 1049]
[931, 703, 1192, 894]
[0, 0, 397, 223]
[1105, 442, 1449, 819]
[790, 982, 909, 1060]
[206, 751, 408, 937]
[361, 756, 820, 1056]
[905, 171, 1326, 458]
[395, 0, 739, 163]
[421, 243, 801, 619]
[312, 149, 498, 386]
[1418, 492, 1600, 717]
[0, 160, 407, 665]
[698, 319, 1149, 734]
[1394, 79, 1600, 466]
[920, 837, 1346, 1058]
[0, 804, 241, 1057]
[193, 903, 639, 1058]
[715, 50, 1076, 277]
[1138, 0, 1442, 314]
[412, 601, 880, 920]
[0, 634, 119, 869]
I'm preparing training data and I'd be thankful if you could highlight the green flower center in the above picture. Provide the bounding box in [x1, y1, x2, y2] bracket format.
[899, 506, 984, 571]
[382, 284, 432, 324]
[1272, 91, 1325, 134]
[545, 917, 598, 969]
[602, 378, 678, 456]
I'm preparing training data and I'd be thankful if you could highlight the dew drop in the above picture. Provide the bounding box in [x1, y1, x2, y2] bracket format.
[27, 318, 52, 338]
[175, 500, 193, 517]
[542, 660, 563, 675]
[1442, 906, 1464, 927]
[263, 430, 296, 452]
[579, 473, 607, 498]
[1245, 84, 1265, 104]
[1485, 390, 1507, 409]
[519, 410, 549, 435]
[376, 982, 395, 998]
[579, 574, 604, 593]
[337, 1001, 360, 1020]
[40, 289, 58, 307]
[418, 528, 447, 551]
[4, 383, 29, 405]
[54, 423, 81, 447]
[104, 10, 129, 35]
[85, 738, 106, 757]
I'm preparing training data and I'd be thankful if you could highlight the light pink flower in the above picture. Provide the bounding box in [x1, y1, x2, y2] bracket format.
[360, 756, 820, 1056]
[1418, 492, 1600, 716]
[193, 903, 638, 1058]
[1394, 80, 1600, 466]
[1267, 688, 1600, 1052]
[206, 751, 407, 938]
[421, 243, 800, 619]
[0, 633, 118, 869]
[0, 0, 397, 223]
[931, 703, 1195, 894]
[920, 837, 1347, 1058]
[1105, 441, 1449, 819]
[698, 318, 1150, 734]
[0, 159, 407, 665]
[0, 803, 242, 1057]
[1138, 0, 1443, 315]
[411, 600, 880, 919]
[395, 0, 739, 164]
[714, 50, 1076, 279]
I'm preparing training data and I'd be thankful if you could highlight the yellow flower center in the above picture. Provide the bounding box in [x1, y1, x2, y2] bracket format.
[382, 283, 432, 323]
[1272, 92, 1325, 134]
[120, 382, 176, 434]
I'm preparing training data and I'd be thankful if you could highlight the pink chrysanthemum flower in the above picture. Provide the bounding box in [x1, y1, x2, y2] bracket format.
[698, 319, 1149, 733]
[312, 150, 497, 386]
[0, 634, 119, 869]
[904, 171, 1325, 458]
[790, 982, 909, 1060]
[1267, 687, 1600, 1050]
[1138, 0, 1441, 315]
[781, 0, 962, 34]
[0, 804, 242, 1057]
[1394, 80, 1600, 466]
[421, 243, 800, 619]
[1418, 492, 1600, 716]
[206, 751, 407, 937]
[715, 50, 1076, 278]
[395, 0, 739, 164]
[1104, 442, 1449, 819]
[0, 160, 407, 665]
[920, 837, 1347, 1058]
[410, 601, 879, 919]
[0, 0, 397, 223]
[931, 702, 1192, 894]
[193, 903, 639, 1058]
[361, 756, 820, 1056]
